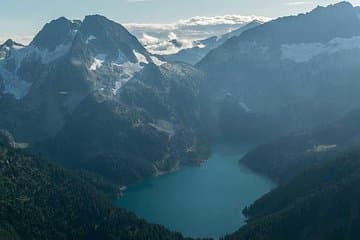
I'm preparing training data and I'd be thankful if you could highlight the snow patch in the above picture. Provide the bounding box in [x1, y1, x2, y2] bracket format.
[7, 44, 71, 69]
[281, 36, 360, 63]
[198, 43, 206, 48]
[149, 120, 175, 138]
[111, 61, 143, 95]
[133, 50, 148, 64]
[0, 43, 71, 100]
[39, 44, 72, 64]
[86, 35, 96, 44]
[0, 65, 32, 100]
[89, 50, 153, 95]
[90, 54, 107, 71]
[239, 102, 251, 112]
[0, 50, 7, 60]
[110, 50, 148, 95]
[307, 144, 337, 153]
[12, 45, 25, 50]
[150, 55, 166, 66]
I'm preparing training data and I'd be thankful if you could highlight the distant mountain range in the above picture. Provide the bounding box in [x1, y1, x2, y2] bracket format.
[163, 20, 264, 65]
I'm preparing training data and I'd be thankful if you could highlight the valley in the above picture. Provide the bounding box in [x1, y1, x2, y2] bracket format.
[2, 1, 360, 240]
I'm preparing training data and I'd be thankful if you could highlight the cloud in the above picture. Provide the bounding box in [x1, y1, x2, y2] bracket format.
[177, 15, 271, 26]
[138, 32, 196, 55]
[286, 1, 314, 6]
[168, 32, 177, 40]
[125, 14, 271, 30]
[141, 33, 160, 45]
[125, 14, 271, 55]
[1, 14, 271, 55]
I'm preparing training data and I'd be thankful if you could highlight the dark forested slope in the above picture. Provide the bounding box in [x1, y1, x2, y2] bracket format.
[225, 146, 360, 240]
[241, 109, 360, 183]
[0, 133, 186, 240]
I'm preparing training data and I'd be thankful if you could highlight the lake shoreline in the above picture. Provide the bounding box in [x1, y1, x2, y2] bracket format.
[115, 143, 276, 238]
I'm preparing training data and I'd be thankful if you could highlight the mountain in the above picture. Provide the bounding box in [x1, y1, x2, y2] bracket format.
[39, 62, 209, 184]
[197, 2, 360, 138]
[240, 109, 360, 183]
[0, 131, 186, 240]
[0, 15, 164, 140]
[163, 20, 263, 65]
[0, 39, 25, 60]
[0, 15, 209, 185]
[224, 145, 360, 240]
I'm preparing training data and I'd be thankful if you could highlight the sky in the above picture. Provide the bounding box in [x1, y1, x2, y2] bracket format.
[1, 0, 360, 43]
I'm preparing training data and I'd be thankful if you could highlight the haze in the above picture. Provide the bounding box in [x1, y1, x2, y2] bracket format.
[1, 0, 360, 43]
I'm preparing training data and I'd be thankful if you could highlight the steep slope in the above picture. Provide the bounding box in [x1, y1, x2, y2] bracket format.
[198, 2, 360, 136]
[0, 17, 88, 141]
[225, 146, 360, 240]
[40, 63, 209, 184]
[202, 93, 282, 143]
[164, 20, 263, 65]
[0, 15, 209, 185]
[0, 39, 25, 60]
[0, 132, 186, 240]
[241, 109, 360, 183]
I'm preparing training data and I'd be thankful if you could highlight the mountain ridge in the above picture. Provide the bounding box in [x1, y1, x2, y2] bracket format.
[163, 20, 264, 65]
[196, 1, 360, 140]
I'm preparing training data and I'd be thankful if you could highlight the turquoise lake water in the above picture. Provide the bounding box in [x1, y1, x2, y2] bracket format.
[115, 144, 275, 238]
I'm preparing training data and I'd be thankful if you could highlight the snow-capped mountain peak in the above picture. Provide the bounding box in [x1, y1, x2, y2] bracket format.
[0, 15, 167, 100]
